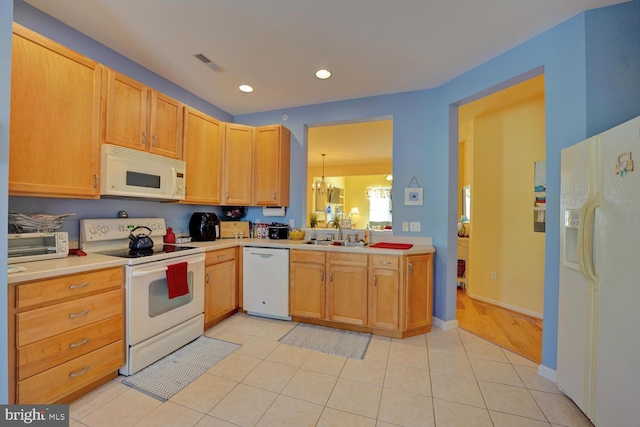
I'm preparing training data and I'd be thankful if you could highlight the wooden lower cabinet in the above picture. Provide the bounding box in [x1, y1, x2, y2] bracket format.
[369, 267, 400, 331]
[289, 249, 433, 338]
[289, 250, 326, 319]
[204, 248, 239, 328]
[327, 264, 368, 326]
[405, 254, 433, 331]
[10, 267, 125, 404]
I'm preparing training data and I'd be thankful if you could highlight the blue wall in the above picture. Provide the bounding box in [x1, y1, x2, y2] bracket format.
[0, 0, 13, 406]
[4, 0, 640, 387]
[585, 1, 640, 136]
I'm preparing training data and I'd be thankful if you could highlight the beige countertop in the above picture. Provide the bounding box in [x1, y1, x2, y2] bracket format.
[8, 237, 435, 284]
[8, 254, 128, 285]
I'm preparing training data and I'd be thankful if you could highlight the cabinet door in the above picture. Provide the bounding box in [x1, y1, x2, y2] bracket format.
[104, 69, 149, 150]
[10, 24, 101, 198]
[182, 107, 223, 204]
[149, 91, 183, 159]
[254, 125, 290, 206]
[205, 259, 237, 326]
[327, 265, 368, 326]
[405, 254, 433, 330]
[223, 123, 254, 205]
[369, 268, 400, 330]
[290, 262, 325, 319]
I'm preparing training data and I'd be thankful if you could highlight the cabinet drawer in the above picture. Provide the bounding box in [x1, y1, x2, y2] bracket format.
[328, 252, 368, 267]
[17, 315, 123, 381]
[290, 250, 325, 264]
[16, 267, 123, 309]
[17, 340, 123, 404]
[370, 255, 399, 270]
[206, 248, 236, 265]
[17, 290, 123, 347]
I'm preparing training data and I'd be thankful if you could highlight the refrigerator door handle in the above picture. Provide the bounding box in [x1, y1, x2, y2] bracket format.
[577, 202, 591, 282]
[582, 200, 600, 289]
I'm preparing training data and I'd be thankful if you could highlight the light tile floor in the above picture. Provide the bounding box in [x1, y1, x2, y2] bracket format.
[69, 313, 593, 427]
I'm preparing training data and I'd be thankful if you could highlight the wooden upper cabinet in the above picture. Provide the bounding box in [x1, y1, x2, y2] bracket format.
[222, 123, 254, 205]
[182, 107, 223, 204]
[104, 69, 183, 159]
[253, 125, 291, 206]
[9, 23, 102, 198]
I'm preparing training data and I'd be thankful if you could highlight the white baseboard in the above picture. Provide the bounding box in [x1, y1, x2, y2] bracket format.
[467, 292, 543, 319]
[432, 317, 458, 330]
[537, 364, 557, 383]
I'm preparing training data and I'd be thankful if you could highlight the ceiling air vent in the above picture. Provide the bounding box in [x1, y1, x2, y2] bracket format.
[193, 53, 224, 72]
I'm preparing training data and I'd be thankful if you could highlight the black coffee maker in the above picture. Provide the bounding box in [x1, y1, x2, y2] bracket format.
[189, 212, 220, 241]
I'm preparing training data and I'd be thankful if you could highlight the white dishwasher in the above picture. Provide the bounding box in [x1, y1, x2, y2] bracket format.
[243, 246, 291, 320]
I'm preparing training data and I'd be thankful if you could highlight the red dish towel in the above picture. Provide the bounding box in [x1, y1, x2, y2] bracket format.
[370, 242, 414, 250]
[166, 262, 189, 299]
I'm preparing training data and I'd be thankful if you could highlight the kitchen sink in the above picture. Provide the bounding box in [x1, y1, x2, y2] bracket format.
[305, 240, 334, 245]
[305, 240, 368, 247]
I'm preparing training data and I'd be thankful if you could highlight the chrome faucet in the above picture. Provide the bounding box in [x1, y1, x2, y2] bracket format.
[325, 220, 343, 241]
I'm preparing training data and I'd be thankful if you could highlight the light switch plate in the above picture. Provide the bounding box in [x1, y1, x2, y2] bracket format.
[410, 221, 421, 232]
[289, 219, 295, 228]
[402, 222, 409, 232]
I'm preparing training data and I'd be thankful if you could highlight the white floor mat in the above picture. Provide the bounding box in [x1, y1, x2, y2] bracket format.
[278, 323, 371, 359]
[122, 336, 240, 401]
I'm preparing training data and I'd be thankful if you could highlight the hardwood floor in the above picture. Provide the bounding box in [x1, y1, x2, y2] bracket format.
[456, 288, 543, 363]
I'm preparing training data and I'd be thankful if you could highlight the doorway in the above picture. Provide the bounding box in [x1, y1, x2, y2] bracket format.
[456, 75, 545, 362]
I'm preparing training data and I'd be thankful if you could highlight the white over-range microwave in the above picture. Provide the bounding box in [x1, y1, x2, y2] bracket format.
[101, 144, 186, 201]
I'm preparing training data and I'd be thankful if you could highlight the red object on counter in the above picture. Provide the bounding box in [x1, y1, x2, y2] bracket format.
[164, 227, 176, 243]
[166, 262, 189, 299]
[370, 242, 414, 250]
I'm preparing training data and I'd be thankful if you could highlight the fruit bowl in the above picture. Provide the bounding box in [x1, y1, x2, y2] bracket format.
[289, 229, 306, 240]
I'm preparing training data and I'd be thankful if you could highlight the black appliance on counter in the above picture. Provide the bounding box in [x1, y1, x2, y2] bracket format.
[268, 222, 290, 240]
[189, 212, 220, 241]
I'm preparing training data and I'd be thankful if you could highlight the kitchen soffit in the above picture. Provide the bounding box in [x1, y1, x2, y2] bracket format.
[23, 0, 628, 116]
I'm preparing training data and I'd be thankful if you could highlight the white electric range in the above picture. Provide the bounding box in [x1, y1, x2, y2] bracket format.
[80, 218, 205, 375]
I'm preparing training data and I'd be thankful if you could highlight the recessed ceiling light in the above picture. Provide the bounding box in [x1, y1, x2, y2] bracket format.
[239, 84, 254, 93]
[315, 69, 332, 80]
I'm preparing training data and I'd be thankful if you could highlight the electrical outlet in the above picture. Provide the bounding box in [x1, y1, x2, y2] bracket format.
[410, 221, 421, 232]
[289, 219, 295, 228]
[491, 271, 497, 280]
[402, 222, 409, 232]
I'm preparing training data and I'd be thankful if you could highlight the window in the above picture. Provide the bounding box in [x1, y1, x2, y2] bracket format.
[367, 187, 392, 223]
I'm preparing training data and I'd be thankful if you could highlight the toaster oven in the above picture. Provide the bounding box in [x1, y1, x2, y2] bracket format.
[8, 232, 69, 263]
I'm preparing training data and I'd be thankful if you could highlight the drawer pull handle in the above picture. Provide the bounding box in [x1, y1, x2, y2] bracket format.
[373, 276, 377, 286]
[320, 271, 324, 281]
[379, 261, 392, 265]
[69, 310, 89, 319]
[69, 366, 90, 378]
[69, 282, 89, 290]
[218, 254, 226, 259]
[206, 273, 210, 283]
[409, 262, 413, 274]
[69, 338, 90, 348]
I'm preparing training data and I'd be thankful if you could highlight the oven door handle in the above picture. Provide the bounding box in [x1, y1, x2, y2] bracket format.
[131, 266, 168, 277]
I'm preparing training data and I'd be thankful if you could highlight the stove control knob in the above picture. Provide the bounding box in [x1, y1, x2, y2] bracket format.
[89, 225, 99, 234]
[100, 225, 109, 234]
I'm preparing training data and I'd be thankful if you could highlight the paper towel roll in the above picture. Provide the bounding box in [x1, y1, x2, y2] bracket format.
[263, 207, 286, 217]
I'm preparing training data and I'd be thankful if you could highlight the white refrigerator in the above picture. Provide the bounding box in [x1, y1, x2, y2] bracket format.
[559, 115, 640, 426]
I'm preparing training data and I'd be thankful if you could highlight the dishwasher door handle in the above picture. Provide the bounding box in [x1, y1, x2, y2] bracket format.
[254, 253, 274, 258]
